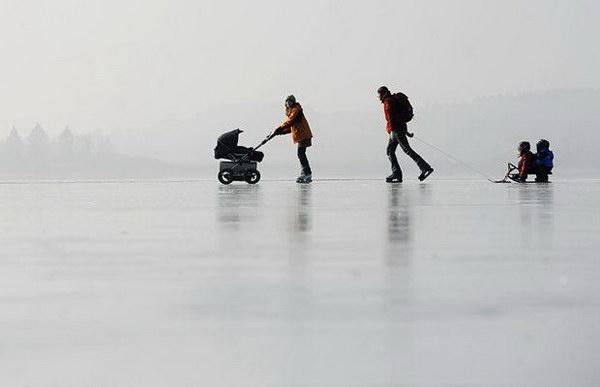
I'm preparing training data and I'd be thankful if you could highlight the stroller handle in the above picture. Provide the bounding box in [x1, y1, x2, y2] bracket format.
[227, 131, 274, 167]
[253, 131, 277, 151]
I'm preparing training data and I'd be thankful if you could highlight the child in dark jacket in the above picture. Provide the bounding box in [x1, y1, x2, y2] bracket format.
[533, 139, 554, 182]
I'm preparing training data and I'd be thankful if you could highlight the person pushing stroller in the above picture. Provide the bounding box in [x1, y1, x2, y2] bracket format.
[378, 86, 434, 183]
[273, 95, 314, 184]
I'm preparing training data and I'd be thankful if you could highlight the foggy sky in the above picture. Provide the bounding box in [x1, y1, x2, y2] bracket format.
[1, 0, 598, 134]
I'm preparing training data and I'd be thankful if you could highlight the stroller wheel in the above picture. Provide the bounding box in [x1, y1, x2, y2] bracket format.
[244, 169, 261, 184]
[218, 169, 234, 185]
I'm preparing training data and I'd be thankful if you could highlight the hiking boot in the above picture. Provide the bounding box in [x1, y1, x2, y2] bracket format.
[386, 173, 402, 183]
[418, 168, 434, 181]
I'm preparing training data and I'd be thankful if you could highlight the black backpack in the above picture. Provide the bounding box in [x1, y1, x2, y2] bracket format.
[393, 93, 414, 123]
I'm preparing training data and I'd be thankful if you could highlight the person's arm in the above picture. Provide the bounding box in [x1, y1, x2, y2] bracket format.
[279, 106, 301, 131]
[276, 106, 302, 135]
[276, 126, 291, 135]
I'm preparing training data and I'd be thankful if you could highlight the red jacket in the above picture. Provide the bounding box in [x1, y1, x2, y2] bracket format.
[382, 95, 408, 134]
[518, 151, 536, 178]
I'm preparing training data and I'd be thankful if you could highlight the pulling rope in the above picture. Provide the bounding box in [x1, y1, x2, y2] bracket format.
[411, 134, 495, 181]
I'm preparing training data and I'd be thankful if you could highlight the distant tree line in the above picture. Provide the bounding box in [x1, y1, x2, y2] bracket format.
[1, 124, 114, 165]
[0, 124, 182, 178]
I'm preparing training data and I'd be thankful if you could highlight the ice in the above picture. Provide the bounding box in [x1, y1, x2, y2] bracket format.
[1, 179, 600, 386]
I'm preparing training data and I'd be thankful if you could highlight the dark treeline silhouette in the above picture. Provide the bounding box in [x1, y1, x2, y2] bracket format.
[0, 124, 186, 179]
[1, 124, 113, 164]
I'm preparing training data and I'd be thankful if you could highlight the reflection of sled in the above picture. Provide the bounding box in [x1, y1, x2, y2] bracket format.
[490, 163, 552, 184]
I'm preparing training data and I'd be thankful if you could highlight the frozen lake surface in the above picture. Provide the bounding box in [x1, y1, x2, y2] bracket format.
[1, 179, 599, 386]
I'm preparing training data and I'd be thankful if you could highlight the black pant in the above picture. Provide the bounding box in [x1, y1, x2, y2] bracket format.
[387, 131, 430, 178]
[526, 166, 552, 182]
[298, 146, 312, 175]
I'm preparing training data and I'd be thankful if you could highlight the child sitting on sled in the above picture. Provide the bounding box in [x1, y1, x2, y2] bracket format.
[533, 139, 554, 182]
[506, 140, 554, 183]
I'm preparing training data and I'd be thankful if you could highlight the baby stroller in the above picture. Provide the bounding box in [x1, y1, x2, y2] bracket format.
[214, 129, 274, 185]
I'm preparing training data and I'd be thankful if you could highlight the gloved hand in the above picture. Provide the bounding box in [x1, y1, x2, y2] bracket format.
[273, 127, 283, 136]
[406, 132, 414, 138]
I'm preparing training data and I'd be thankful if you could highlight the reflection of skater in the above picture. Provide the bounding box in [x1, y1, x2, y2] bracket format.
[387, 185, 410, 243]
[287, 185, 313, 269]
[377, 86, 433, 183]
[293, 185, 312, 233]
[274, 95, 314, 184]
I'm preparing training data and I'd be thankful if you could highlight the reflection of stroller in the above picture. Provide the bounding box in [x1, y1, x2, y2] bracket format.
[214, 129, 275, 185]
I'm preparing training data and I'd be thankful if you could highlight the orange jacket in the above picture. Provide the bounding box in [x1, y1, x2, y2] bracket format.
[280, 103, 313, 144]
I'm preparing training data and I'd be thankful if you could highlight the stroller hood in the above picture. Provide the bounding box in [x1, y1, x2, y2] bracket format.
[214, 129, 264, 162]
[217, 129, 242, 148]
[214, 129, 242, 159]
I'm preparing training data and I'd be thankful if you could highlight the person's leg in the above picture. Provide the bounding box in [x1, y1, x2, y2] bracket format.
[397, 133, 431, 172]
[386, 137, 402, 178]
[297, 146, 312, 176]
[529, 166, 547, 182]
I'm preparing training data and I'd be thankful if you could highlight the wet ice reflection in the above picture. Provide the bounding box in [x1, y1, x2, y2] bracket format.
[510, 184, 555, 250]
[387, 184, 411, 243]
[290, 184, 312, 233]
[216, 184, 263, 229]
[1, 180, 599, 386]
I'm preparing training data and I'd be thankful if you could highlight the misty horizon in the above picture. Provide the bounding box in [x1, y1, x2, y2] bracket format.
[3, 88, 597, 180]
[1, 1, 599, 178]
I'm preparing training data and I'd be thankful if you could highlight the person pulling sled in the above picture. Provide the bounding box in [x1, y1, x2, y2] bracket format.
[377, 86, 434, 183]
[273, 95, 314, 184]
